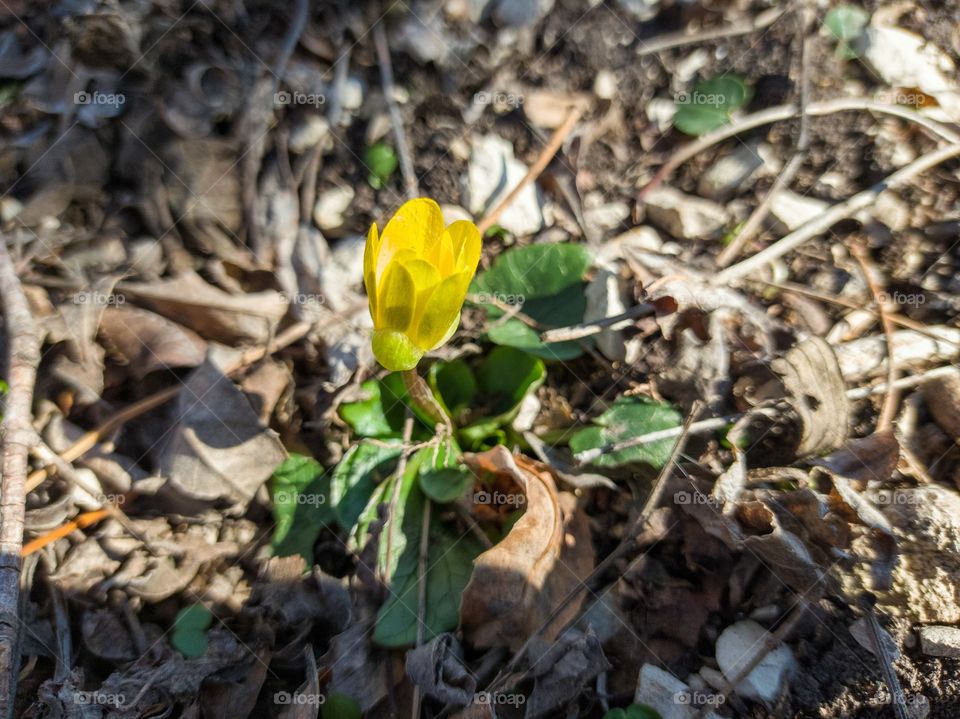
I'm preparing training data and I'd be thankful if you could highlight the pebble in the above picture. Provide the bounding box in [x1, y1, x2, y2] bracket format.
[919, 625, 960, 657]
[465, 134, 544, 237]
[715, 620, 795, 703]
[643, 185, 729, 240]
[313, 186, 355, 231]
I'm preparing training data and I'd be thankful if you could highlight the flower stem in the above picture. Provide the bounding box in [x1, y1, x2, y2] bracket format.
[401, 369, 452, 434]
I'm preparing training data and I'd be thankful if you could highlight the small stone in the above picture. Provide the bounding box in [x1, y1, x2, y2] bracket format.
[288, 114, 331, 154]
[919, 625, 960, 657]
[341, 76, 364, 111]
[697, 140, 769, 200]
[715, 620, 795, 703]
[594, 69, 617, 100]
[465, 134, 544, 237]
[492, 0, 554, 26]
[643, 185, 730, 240]
[645, 98, 677, 132]
[313, 186, 355, 231]
[769, 190, 830, 231]
[635, 664, 722, 719]
[584, 269, 627, 362]
[616, 0, 660, 21]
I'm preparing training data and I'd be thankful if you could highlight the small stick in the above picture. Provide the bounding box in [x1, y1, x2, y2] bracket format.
[636, 6, 787, 58]
[487, 403, 702, 694]
[374, 22, 419, 199]
[0, 238, 43, 713]
[849, 243, 899, 430]
[638, 98, 959, 199]
[411, 498, 432, 719]
[540, 303, 654, 343]
[713, 141, 960, 285]
[716, 16, 812, 267]
[477, 105, 583, 235]
[861, 597, 909, 719]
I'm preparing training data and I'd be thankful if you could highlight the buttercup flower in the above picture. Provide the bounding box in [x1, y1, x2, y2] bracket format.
[364, 198, 481, 371]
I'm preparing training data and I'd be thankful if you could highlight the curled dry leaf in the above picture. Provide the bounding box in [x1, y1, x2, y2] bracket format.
[459, 447, 594, 651]
[99, 304, 207, 379]
[405, 633, 476, 708]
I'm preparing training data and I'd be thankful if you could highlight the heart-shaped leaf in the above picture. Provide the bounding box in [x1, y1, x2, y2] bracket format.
[673, 75, 752, 136]
[569, 397, 682, 468]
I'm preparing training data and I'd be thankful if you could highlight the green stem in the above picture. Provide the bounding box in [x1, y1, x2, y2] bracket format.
[401, 369, 452, 434]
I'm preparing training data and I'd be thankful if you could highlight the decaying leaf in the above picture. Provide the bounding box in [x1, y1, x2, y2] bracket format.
[154, 360, 287, 510]
[525, 628, 611, 718]
[459, 447, 594, 651]
[120, 271, 288, 345]
[99, 304, 207, 379]
[405, 633, 476, 707]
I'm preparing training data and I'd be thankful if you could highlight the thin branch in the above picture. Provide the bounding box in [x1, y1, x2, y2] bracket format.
[411, 497, 432, 719]
[850, 243, 899, 430]
[716, 14, 812, 267]
[638, 98, 960, 199]
[540, 303, 654, 343]
[374, 22, 419, 199]
[0, 239, 43, 714]
[477, 105, 584, 235]
[636, 5, 787, 58]
[713, 141, 960, 285]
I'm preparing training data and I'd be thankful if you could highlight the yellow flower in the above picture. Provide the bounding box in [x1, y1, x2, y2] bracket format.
[364, 198, 481, 371]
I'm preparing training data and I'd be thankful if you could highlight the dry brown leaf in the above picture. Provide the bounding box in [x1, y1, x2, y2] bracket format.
[459, 447, 594, 651]
[154, 360, 287, 510]
[99, 304, 207, 379]
[120, 270, 287, 345]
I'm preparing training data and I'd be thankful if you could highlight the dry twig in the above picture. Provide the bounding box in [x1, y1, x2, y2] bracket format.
[0, 241, 43, 715]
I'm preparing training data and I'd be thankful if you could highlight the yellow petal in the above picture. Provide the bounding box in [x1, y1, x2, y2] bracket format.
[445, 220, 482, 274]
[378, 198, 444, 276]
[364, 223, 379, 322]
[413, 270, 473, 350]
[376, 261, 416, 331]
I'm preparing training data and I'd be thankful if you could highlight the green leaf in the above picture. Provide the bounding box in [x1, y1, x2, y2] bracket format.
[271, 454, 335, 563]
[174, 603, 213, 631]
[172, 628, 208, 658]
[472, 243, 592, 358]
[475, 346, 546, 416]
[673, 75, 752, 136]
[172, 604, 213, 658]
[322, 693, 363, 719]
[569, 397, 682, 468]
[825, 5, 868, 41]
[373, 494, 484, 646]
[339, 378, 407, 438]
[330, 440, 403, 529]
[366, 142, 398, 189]
[473, 243, 591, 301]
[419, 466, 473, 503]
[429, 359, 477, 418]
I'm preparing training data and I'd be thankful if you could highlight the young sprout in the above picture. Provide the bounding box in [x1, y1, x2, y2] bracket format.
[364, 198, 481, 371]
